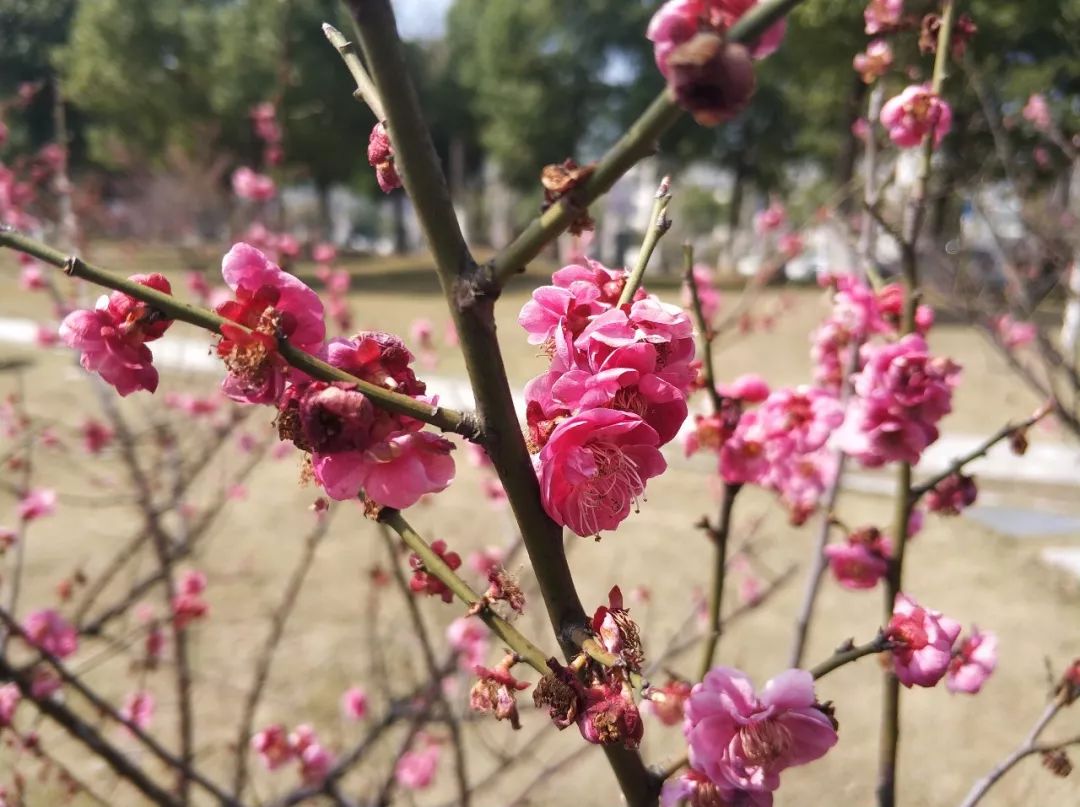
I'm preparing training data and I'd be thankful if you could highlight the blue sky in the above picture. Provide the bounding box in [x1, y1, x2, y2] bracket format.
[391, 0, 454, 39]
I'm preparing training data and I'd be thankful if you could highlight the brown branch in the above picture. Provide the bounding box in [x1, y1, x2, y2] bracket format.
[231, 513, 333, 798]
[810, 633, 892, 680]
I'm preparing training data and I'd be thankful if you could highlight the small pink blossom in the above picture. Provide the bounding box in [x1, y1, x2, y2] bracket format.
[864, 0, 903, 35]
[648, 0, 787, 72]
[643, 678, 692, 726]
[30, 669, 62, 699]
[252, 724, 294, 771]
[81, 419, 114, 454]
[299, 742, 333, 785]
[778, 232, 804, 258]
[880, 84, 952, 149]
[537, 409, 666, 537]
[312, 243, 337, 264]
[231, 167, 276, 202]
[994, 314, 1037, 349]
[469, 655, 530, 729]
[947, 628, 998, 694]
[59, 273, 175, 396]
[447, 616, 490, 671]
[35, 323, 60, 347]
[178, 569, 207, 596]
[719, 374, 771, 403]
[1022, 94, 1051, 131]
[120, 691, 155, 732]
[685, 667, 838, 795]
[395, 737, 440, 790]
[0, 683, 21, 727]
[754, 201, 786, 235]
[23, 609, 78, 658]
[368, 123, 402, 193]
[853, 39, 893, 83]
[408, 539, 462, 603]
[662, 770, 771, 807]
[824, 527, 892, 590]
[467, 546, 504, 577]
[341, 686, 368, 721]
[18, 488, 56, 521]
[926, 472, 977, 516]
[19, 265, 46, 291]
[886, 593, 961, 688]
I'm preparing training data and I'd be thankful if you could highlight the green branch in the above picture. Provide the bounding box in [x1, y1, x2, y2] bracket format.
[484, 0, 811, 288]
[378, 509, 550, 675]
[0, 228, 480, 440]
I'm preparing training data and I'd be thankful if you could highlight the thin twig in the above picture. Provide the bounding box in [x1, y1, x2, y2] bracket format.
[617, 177, 672, 306]
[957, 700, 1072, 807]
[379, 525, 470, 807]
[810, 633, 892, 680]
[231, 514, 333, 798]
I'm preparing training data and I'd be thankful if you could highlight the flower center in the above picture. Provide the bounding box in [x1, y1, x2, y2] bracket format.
[738, 717, 793, 767]
[574, 441, 645, 536]
[889, 614, 929, 650]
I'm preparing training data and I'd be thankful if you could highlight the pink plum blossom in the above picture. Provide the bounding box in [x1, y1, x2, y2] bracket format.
[994, 314, 1037, 349]
[720, 374, 771, 404]
[947, 629, 998, 694]
[120, 691, 155, 732]
[685, 667, 838, 795]
[312, 243, 337, 264]
[341, 686, 368, 720]
[23, 609, 78, 658]
[886, 593, 961, 688]
[368, 123, 402, 193]
[537, 408, 666, 537]
[408, 540, 461, 603]
[880, 84, 953, 149]
[839, 334, 960, 467]
[252, 724, 294, 771]
[81, 419, 114, 454]
[864, 0, 903, 35]
[0, 683, 21, 727]
[853, 39, 893, 83]
[447, 616, 490, 671]
[824, 527, 892, 589]
[299, 743, 333, 785]
[231, 167, 276, 201]
[926, 473, 978, 516]
[754, 201, 786, 235]
[395, 737, 440, 790]
[1022, 94, 1052, 131]
[648, 0, 787, 71]
[662, 770, 771, 807]
[215, 243, 325, 404]
[17, 488, 56, 521]
[59, 273, 175, 396]
[644, 678, 692, 726]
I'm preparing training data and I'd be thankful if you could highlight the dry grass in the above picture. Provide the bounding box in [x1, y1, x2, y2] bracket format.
[0, 244, 1078, 806]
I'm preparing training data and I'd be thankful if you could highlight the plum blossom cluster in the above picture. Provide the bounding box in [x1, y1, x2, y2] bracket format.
[666, 667, 838, 806]
[838, 334, 960, 468]
[217, 243, 454, 509]
[879, 593, 998, 694]
[647, 0, 786, 125]
[533, 588, 646, 748]
[252, 723, 334, 785]
[55, 241, 455, 510]
[519, 258, 695, 536]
